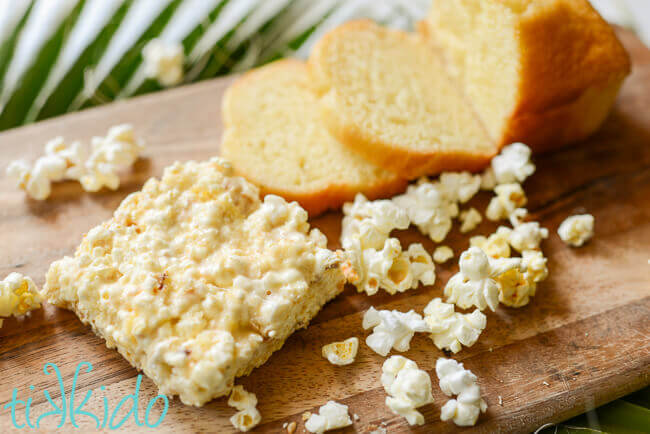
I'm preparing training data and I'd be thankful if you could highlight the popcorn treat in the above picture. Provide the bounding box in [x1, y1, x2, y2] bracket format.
[485, 183, 527, 221]
[322, 337, 359, 366]
[558, 214, 595, 247]
[0, 273, 42, 327]
[305, 401, 352, 433]
[142, 38, 185, 87]
[423, 298, 486, 353]
[393, 179, 459, 242]
[228, 385, 261, 432]
[459, 208, 482, 233]
[381, 355, 434, 425]
[436, 358, 487, 427]
[433, 246, 454, 264]
[42, 158, 345, 406]
[362, 307, 429, 356]
[444, 247, 522, 311]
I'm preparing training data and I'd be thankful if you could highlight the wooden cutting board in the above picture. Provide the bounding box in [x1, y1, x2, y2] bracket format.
[1, 28, 649, 434]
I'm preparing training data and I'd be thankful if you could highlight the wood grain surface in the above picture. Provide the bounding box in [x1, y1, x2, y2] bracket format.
[1, 29, 649, 433]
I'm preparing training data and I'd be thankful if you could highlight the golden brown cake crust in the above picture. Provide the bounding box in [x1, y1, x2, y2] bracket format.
[421, 0, 631, 152]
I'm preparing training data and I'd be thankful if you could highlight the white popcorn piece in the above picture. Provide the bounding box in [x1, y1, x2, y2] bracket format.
[506, 221, 548, 253]
[438, 172, 481, 203]
[497, 250, 548, 307]
[423, 298, 486, 353]
[393, 179, 459, 242]
[362, 307, 429, 356]
[342, 193, 409, 250]
[80, 124, 144, 192]
[142, 38, 185, 87]
[433, 246, 454, 264]
[344, 238, 435, 296]
[436, 358, 487, 427]
[444, 247, 522, 311]
[459, 208, 483, 233]
[7, 126, 143, 199]
[470, 228, 512, 259]
[6, 154, 67, 200]
[486, 183, 527, 221]
[228, 385, 261, 432]
[491, 142, 535, 185]
[322, 337, 359, 366]
[381, 355, 434, 426]
[558, 214, 595, 247]
[0, 273, 43, 323]
[480, 167, 497, 190]
[305, 401, 352, 433]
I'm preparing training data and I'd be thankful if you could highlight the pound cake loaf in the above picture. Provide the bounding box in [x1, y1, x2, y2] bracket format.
[221, 59, 406, 216]
[42, 158, 345, 406]
[422, 0, 631, 152]
[308, 20, 496, 179]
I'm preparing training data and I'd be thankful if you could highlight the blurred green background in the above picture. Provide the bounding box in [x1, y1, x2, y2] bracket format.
[0, 1, 648, 432]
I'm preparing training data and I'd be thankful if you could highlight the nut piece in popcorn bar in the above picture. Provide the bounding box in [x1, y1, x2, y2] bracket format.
[305, 401, 352, 433]
[424, 298, 486, 353]
[0, 273, 43, 328]
[381, 355, 434, 426]
[444, 247, 522, 311]
[362, 307, 429, 356]
[322, 337, 359, 366]
[436, 358, 487, 427]
[228, 385, 261, 432]
[558, 214, 595, 247]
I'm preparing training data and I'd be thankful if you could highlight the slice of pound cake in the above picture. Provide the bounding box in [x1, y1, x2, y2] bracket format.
[308, 20, 496, 179]
[221, 59, 406, 216]
[42, 158, 345, 406]
[422, 0, 630, 152]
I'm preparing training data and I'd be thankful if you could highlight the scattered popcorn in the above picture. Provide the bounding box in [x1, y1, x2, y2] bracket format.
[459, 208, 482, 233]
[362, 307, 429, 356]
[497, 250, 548, 307]
[438, 172, 481, 203]
[142, 38, 185, 87]
[486, 183, 527, 221]
[506, 221, 549, 253]
[470, 228, 512, 259]
[342, 193, 409, 250]
[444, 247, 522, 311]
[228, 385, 261, 432]
[436, 358, 487, 427]
[491, 142, 536, 185]
[423, 298, 486, 353]
[480, 167, 497, 190]
[381, 355, 434, 425]
[6, 126, 143, 199]
[322, 337, 359, 366]
[343, 238, 435, 295]
[393, 179, 459, 242]
[286, 421, 297, 434]
[305, 401, 352, 433]
[80, 124, 145, 192]
[6, 154, 66, 200]
[0, 273, 42, 327]
[558, 214, 595, 247]
[433, 245, 454, 263]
